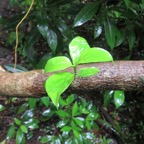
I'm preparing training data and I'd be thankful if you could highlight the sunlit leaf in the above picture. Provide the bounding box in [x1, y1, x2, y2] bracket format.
[69, 36, 90, 66]
[44, 56, 72, 73]
[45, 72, 75, 108]
[37, 53, 53, 69]
[79, 47, 113, 64]
[114, 90, 125, 108]
[77, 67, 99, 77]
[74, 2, 100, 27]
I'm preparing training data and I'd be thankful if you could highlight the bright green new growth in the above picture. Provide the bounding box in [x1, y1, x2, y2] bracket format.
[44, 36, 113, 108]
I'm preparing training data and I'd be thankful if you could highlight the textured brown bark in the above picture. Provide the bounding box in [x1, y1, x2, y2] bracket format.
[0, 61, 144, 97]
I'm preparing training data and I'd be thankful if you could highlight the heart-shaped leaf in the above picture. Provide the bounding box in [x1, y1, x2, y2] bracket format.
[79, 47, 113, 64]
[44, 56, 72, 73]
[77, 67, 99, 77]
[69, 36, 90, 66]
[45, 72, 75, 108]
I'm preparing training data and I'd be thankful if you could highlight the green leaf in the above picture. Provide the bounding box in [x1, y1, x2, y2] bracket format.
[37, 24, 49, 39]
[69, 36, 90, 66]
[74, 2, 99, 27]
[66, 94, 75, 105]
[16, 128, 25, 144]
[24, 118, 39, 130]
[124, 0, 130, 7]
[94, 25, 102, 39]
[47, 29, 57, 53]
[14, 118, 22, 125]
[86, 112, 99, 120]
[114, 90, 125, 108]
[44, 56, 72, 73]
[56, 110, 69, 118]
[45, 72, 75, 108]
[59, 97, 67, 107]
[6, 125, 15, 139]
[0, 104, 5, 111]
[72, 102, 79, 116]
[77, 67, 99, 77]
[85, 120, 91, 130]
[115, 29, 125, 47]
[28, 98, 37, 109]
[73, 130, 81, 140]
[57, 19, 72, 40]
[79, 47, 113, 64]
[73, 117, 84, 128]
[104, 17, 116, 49]
[20, 125, 28, 133]
[103, 91, 114, 107]
[21, 109, 34, 119]
[40, 135, 53, 143]
[41, 97, 50, 107]
[57, 120, 68, 128]
[61, 126, 72, 132]
[128, 30, 136, 50]
[42, 109, 52, 116]
[37, 53, 53, 69]
[17, 103, 28, 115]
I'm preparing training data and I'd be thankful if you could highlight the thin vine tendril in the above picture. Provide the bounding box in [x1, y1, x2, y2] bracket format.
[14, 0, 35, 68]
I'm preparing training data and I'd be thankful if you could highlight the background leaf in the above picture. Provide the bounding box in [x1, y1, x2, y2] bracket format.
[74, 2, 100, 27]
[104, 17, 116, 49]
[47, 29, 57, 53]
